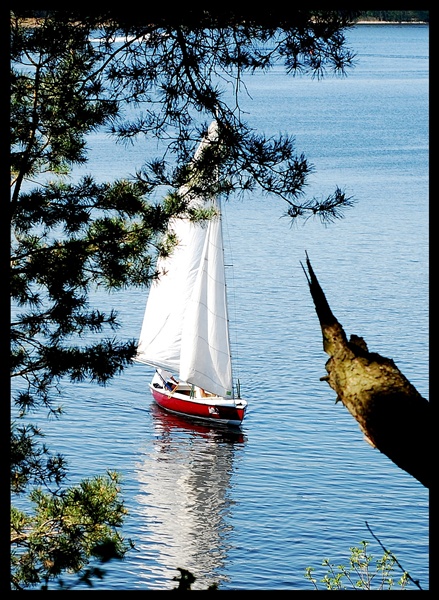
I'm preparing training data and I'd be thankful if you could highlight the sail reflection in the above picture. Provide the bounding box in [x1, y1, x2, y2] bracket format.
[133, 404, 246, 590]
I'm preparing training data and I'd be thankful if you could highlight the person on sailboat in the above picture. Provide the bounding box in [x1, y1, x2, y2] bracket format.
[155, 368, 178, 391]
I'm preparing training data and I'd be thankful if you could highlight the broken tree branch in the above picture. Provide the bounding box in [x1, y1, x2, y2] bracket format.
[302, 252, 430, 488]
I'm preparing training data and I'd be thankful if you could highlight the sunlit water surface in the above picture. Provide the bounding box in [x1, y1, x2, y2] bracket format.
[12, 24, 428, 590]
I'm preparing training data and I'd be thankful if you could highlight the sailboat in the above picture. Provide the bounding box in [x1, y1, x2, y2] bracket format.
[135, 121, 247, 427]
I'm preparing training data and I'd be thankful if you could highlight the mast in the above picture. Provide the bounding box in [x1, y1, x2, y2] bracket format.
[136, 121, 233, 398]
[219, 195, 236, 399]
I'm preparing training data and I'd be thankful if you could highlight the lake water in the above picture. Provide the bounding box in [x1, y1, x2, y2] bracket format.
[12, 24, 429, 590]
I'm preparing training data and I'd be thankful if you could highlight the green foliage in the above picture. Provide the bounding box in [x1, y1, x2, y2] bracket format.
[11, 472, 133, 590]
[304, 541, 414, 590]
[11, 423, 67, 493]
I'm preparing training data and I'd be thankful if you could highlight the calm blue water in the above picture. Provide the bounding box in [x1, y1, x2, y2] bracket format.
[12, 24, 429, 590]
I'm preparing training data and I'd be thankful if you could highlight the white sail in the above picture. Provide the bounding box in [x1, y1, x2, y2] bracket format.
[179, 199, 233, 397]
[135, 215, 208, 373]
[136, 121, 233, 397]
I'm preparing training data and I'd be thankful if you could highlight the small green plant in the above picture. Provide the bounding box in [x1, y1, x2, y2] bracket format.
[305, 540, 414, 590]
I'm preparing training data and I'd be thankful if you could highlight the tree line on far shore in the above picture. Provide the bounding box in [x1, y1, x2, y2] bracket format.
[22, 10, 430, 24]
[358, 11, 428, 23]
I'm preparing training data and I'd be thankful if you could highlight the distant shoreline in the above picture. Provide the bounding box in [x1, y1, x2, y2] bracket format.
[18, 17, 429, 28]
[355, 20, 428, 25]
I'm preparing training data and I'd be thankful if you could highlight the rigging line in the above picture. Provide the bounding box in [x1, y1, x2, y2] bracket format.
[221, 200, 242, 387]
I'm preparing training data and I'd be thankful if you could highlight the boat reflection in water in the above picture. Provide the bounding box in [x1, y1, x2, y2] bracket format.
[133, 404, 246, 590]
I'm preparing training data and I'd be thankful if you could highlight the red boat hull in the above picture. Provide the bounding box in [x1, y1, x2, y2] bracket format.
[150, 385, 246, 427]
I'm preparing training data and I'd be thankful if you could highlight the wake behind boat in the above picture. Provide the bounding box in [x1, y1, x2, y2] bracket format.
[135, 121, 247, 427]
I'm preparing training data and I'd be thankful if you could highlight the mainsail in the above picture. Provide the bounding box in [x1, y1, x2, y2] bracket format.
[136, 122, 233, 398]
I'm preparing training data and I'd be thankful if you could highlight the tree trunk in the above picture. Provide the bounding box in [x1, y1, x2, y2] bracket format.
[302, 253, 429, 488]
